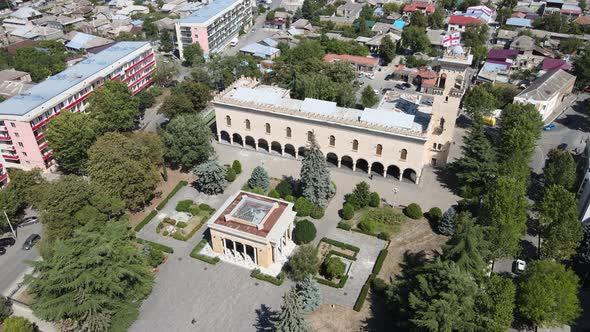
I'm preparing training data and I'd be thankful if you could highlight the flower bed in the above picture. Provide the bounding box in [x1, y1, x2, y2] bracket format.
[157, 203, 216, 241]
[314, 238, 359, 288]
[189, 238, 220, 265]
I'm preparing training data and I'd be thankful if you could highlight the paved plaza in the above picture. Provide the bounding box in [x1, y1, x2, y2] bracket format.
[131, 142, 459, 331]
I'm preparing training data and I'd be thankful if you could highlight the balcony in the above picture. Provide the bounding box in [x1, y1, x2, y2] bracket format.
[38, 141, 48, 150]
[31, 118, 48, 131]
[42, 150, 53, 161]
[0, 135, 11, 141]
[0, 173, 7, 182]
[2, 154, 19, 160]
[35, 132, 45, 141]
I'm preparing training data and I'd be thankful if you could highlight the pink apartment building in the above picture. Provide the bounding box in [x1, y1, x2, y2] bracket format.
[0, 41, 155, 187]
[175, 0, 252, 59]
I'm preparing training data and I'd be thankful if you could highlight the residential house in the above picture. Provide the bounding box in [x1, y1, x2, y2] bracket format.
[323, 54, 379, 72]
[447, 15, 484, 32]
[64, 32, 114, 51]
[336, 2, 363, 18]
[239, 43, 281, 59]
[464, 5, 493, 23]
[505, 17, 533, 28]
[513, 69, 575, 120]
[402, 3, 435, 17]
[10, 25, 64, 41]
[495, 29, 518, 46]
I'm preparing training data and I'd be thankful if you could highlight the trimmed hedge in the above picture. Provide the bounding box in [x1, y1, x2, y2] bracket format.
[134, 210, 157, 232]
[156, 180, 188, 211]
[327, 249, 356, 261]
[171, 213, 212, 241]
[310, 205, 325, 219]
[189, 239, 220, 265]
[293, 219, 317, 244]
[133, 237, 174, 254]
[176, 199, 193, 212]
[341, 203, 354, 220]
[353, 274, 373, 311]
[337, 221, 351, 231]
[372, 249, 388, 274]
[320, 237, 360, 255]
[404, 203, 423, 220]
[315, 275, 349, 288]
[251, 269, 286, 286]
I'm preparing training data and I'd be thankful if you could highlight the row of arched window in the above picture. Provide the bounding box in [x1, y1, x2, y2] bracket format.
[225, 115, 408, 160]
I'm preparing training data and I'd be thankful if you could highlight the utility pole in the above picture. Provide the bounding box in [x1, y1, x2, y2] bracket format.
[4, 210, 16, 238]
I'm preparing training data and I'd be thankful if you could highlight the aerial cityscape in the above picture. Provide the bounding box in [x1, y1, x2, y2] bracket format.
[0, 0, 589, 330]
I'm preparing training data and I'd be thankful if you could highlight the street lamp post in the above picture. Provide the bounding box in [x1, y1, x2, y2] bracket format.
[4, 210, 16, 238]
[392, 187, 399, 208]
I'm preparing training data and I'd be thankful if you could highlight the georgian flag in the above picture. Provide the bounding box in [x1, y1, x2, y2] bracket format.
[441, 32, 461, 47]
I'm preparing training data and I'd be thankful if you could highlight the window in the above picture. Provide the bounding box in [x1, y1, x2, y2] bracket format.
[437, 143, 442, 150]
[439, 118, 445, 130]
[400, 149, 407, 160]
[22, 152, 27, 156]
[307, 131, 313, 142]
[10, 123, 15, 128]
[14, 132, 19, 138]
[376, 144, 383, 156]
[352, 139, 359, 151]
[445, 96, 449, 102]
[286, 127, 292, 138]
[245, 119, 251, 130]
[225, 115, 231, 126]
[432, 143, 437, 149]
[329, 135, 335, 146]
[17, 142, 23, 147]
[265, 123, 271, 134]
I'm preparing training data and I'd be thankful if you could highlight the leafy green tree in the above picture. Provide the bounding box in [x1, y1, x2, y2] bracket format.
[428, 9, 445, 29]
[0, 295, 12, 322]
[322, 256, 345, 280]
[450, 119, 497, 195]
[14, 42, 67, 82]
[296, 275, 321, 313]
[442, 212, 489, 277]
[159, 94, 194, 119]
[87, 81, 140, 134]
[383, 2, 399, 14]
[538, 185, 583, 260]
[361, 85, 378, 108]
[3, 316, 34, 332]
[300, 134, 331, 206]
[137, 89, 156, 111]
[293, 220, 317, 244]
[248, 166, 270, 191]
[176, 81, 212, 111]
[499, 103, 543, 162]
[518, 260, 581, 328]
[130, 132, 164, 166]
[462, 85, 497, 118]
[401, 26, 430, 53]
[193, 160, 227, 195]
[481, 176, 528, 258]
[408, 260, 479, 331]
[154, 61, 179, 87]
[347, 181, 371, 209]
[272, 287, 312, 332]
[0, 185, 25, 223]
[574, 46, 590, 88]
[26, 221, 153, 331]
[437, 207, 457, 236]
[159, 30, 174, 52]
[410, 11, 428, 28]
[379, 35, 396, 64]
[275, 179, 293, 198]
[87, 133, 160, 210]
[543, 149, 576, 190]
[182, 43, 204, 66]
[232, 160, 242, 174]
[288, 244, 320, 281]
[162, 114, 214, 169]
[477, 274, 516, 332]
[45, 111, 97, 174]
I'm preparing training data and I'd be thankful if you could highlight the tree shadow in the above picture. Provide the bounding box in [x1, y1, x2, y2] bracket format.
[556, 113, 590, 132]
[362, 291, 395, 332]
[519, 239, 538, 261]
[573, 290, 590, 332]
[433, 166, 460, 195]
[253, 304, 276, 332]
[526, 171, 545, 203]
[455, 114, 473, 129]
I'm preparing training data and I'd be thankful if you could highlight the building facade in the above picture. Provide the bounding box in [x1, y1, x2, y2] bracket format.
[207, 191, 296, 269]
[0, 41, 155, 185]
[214, 47, 472, 184]
[175, 0, 253, 58]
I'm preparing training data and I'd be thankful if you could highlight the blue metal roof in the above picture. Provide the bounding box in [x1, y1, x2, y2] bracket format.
[66, 32, 97, 50]
[177, 0, 240, 24]
[0, 41, 150, 117]
[506, 17, 532, 27]
[131, 19, 144, 26]
[393, 20, 405, 30]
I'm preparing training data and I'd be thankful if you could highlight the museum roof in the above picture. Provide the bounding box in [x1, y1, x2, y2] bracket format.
[210, 191, 290, 238]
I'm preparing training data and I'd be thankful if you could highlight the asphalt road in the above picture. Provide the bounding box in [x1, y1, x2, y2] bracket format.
[0, 222, 42, 296]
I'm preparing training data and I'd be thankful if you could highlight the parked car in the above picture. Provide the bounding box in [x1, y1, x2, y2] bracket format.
[19, 216, 39, 228]
[0, 246, 5, 255]
[543, 123, 556, 131]
[0, 237, 16, 247]
[22, 234, 40, 250]
[382, 88, 392, 94]
[373, 89, 379, 95]
[402, 82, 412, 89]
[513, 259, 526, 273]
[558, 143, 568, 150]
[395, 84, 406, 90]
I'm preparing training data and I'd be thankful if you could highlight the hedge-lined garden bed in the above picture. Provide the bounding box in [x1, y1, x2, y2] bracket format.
[134, 180, 188, 232]
[189, 239, 220, 265]
[250, 269, 286, 286]
[157, 202, 215, 241]
[353, 246, 389, 311]
[313, 237, 359, 288]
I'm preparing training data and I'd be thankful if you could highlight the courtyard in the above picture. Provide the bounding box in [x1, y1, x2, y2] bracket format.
[130, 142, 459, 331]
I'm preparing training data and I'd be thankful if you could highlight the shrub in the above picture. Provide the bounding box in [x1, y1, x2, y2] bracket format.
[428, 207, 443, 222]
[358, 217, 377, 233]
[251, 187, 265, 195]
[248, 166, 269, 190]
[176, 221, 188, 228]
[156, 222, 163, 233]
[163, 218, 176, 225]
[268, 189, 280, 198]
[371, 277, 388, 295]
[163, 230, 169, 236]
[349, 181, 371, 209]
[232, 160, 242, 174]
[190, 239, 220, 265]
[189, 206, 200, 215]
[147, 246, 165, 267]
[293, 219, 317, 244]
[310, 205, 325, 219]
[369, 192, 380, 207]
[322, 256, 346, 280]
[294, 197, 313, 217]
[176, 199, 193, 212]
[367, 205, 405, 225]
[284, 195, 295, 203]
[275, 179, 293, 198]
[198, 203, 212, 211]
[320, 237, 360, 254]
[226, 167, 236, 182]
[172, 232, 185, 241]
[337, 221, 351, 231]
[341, 203, 355, 220]
[0, 295, 12, 322]
[438, 207, 457, 236]
[354, 275, 373, 312]
[404, 203, 423, 219]
[377, 232, 390, 240]
[156, 180, 188, 210]
[132, 237, 174, 253]
[288, 244, 320, 281]
[3, 316, 34, 332]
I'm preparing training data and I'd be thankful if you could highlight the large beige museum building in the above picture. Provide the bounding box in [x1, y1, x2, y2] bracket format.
[213, 47, 472, 184]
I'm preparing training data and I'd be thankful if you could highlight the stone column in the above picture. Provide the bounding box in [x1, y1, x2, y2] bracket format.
[295, 150, 299, 159]
[352, 162, 356, 172]
[217, 133, 221, 142]
[281, 148, 284, 156]
[229, 136, 233, 145]
[399, 170, 403, 181]
[383, 169, 387, 178]
[367, 165, 372, 175]
[267, 145, 271, 153]
[254, 142, 258, 150]
[337, 158, 341, 168]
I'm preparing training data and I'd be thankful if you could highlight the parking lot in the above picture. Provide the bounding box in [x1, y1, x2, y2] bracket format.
[0, 222, 42, 296]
